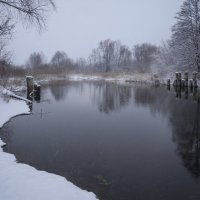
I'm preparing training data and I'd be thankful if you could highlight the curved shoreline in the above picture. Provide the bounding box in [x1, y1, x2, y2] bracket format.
[0, 97, 98, 200]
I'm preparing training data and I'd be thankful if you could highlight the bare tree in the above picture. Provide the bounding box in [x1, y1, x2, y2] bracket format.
[133, 43, 158, 73]
[171, 0, 200, 71]
[88, 39, 126, 72]
[118, 45, 132, 70]
[26, 52, 46, 74]
[98, 39, 116, 72]
[51, 51, 74, 72]
[0, 0, 55, 71]
[0, 0, 55, 30]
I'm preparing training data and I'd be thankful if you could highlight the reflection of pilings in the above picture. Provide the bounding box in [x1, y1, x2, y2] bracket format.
[174, 86, 182, 99]
[184, 72, 189, 87]
[193, 88, 197, 101]
[185, 87, 188, 100]
[167, 79, 171, 90]
[173, 86, 199, 101]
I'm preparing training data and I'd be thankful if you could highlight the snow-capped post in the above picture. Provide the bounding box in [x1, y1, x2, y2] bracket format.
[167, 79, 170, 86]
[184, 72, 189, 87]
[178, 72, 182, 87]
[167, 79, 171, 90]
[26, 76, 34, 98]
[193, 71, 198, 88]
[173, 72, 179, 87]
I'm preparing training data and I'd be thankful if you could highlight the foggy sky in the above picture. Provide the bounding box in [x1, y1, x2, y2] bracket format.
[8, 0, 184, 65]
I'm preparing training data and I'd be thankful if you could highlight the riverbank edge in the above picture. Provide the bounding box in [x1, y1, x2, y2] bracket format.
[0, 94, 98, 200]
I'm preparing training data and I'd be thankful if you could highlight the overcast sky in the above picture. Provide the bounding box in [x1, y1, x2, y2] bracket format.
[8, 0, 184, 65]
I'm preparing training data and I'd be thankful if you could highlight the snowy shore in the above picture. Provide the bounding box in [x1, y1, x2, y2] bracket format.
[0, 92, 98, 200]
[37, 72, 160, 85]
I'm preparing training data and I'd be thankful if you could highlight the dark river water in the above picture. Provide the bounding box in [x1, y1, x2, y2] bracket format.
[1, 81, 200, 200]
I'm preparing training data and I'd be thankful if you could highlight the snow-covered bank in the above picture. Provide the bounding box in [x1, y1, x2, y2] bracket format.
[0, 98, 30, 128]
[0, 97, 98, 200]
[2, 89, 32, 103]
[68, 73, 156, 84]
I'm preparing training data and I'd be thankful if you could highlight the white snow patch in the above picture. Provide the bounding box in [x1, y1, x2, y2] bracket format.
[0, 98, 98, 200]
[67, 73, 155, 84]
[0, 139, 97, 200]
[2, 89, 32, 103]
[0, 98, 30, 128]
[68, 74, 101, 81]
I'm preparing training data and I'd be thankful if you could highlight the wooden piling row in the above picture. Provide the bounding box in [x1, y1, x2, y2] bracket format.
[172, 72, 198, 89]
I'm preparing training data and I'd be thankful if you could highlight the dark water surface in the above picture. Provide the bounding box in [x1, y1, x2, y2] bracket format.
[1, 81, 200, 200]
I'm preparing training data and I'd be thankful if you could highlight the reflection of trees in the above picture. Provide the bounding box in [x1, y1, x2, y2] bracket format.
[170, 100, 200, 178]
[50, 85, 66, 101]
[134, 86, 172, 116]
[48, 81, 200, 177]
[91, 82, 132, 114]
[49, 81, 87, 101]
[134, 86, 200, 178]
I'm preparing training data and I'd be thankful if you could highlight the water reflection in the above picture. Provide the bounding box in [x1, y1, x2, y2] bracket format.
[91, 83, 132, 113]
[1, 82, 200, 200]
[134, 85, 200, 178]
[170, 98, 200, 178]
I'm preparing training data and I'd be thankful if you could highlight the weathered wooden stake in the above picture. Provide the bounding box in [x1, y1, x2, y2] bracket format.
[167, 79, 171, 86]
[184, 72, 189, 87]
[173, 72, 179, 87]
[26, 76, 34, 98]
[177, 72, 182, 87]
[34, 83, 41, 101]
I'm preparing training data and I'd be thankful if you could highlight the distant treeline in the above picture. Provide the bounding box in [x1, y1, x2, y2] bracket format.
[1, 0, 200, 79]
[0, 39, 175, 77]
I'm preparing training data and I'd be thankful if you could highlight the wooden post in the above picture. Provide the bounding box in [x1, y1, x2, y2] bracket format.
[177, 72, 182, 87]
[175, 72, 179, 80]
[184, 72, 188, 87]
[26, 76, 34, 99]
[167, 79, 171, 86]
[173, 72, 179, 87]
[34, 83, 41, 101]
